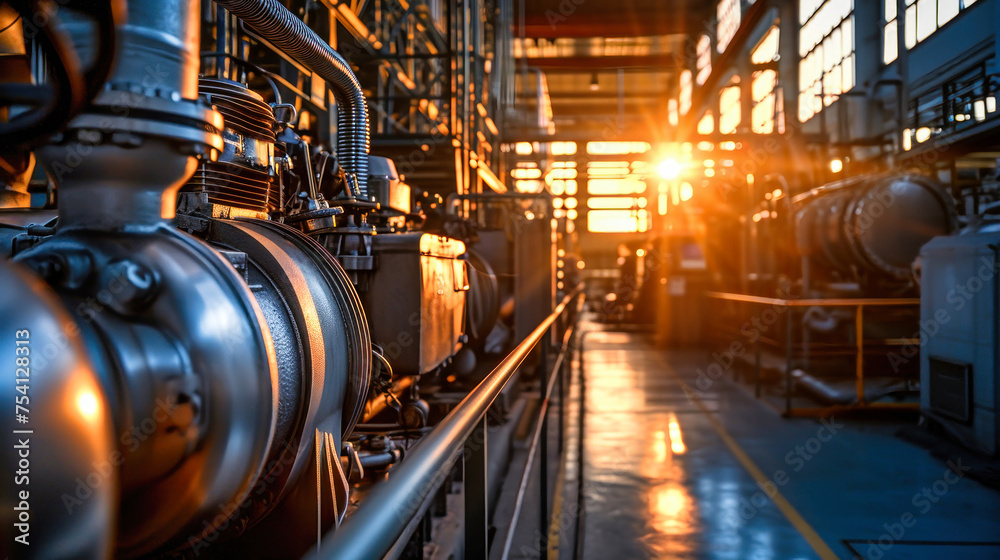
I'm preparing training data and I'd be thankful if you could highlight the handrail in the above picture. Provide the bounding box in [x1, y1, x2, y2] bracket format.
[309, 285, 585, 560]
[499, 294, 583, 559]
[705, 291, 918, 307]
[704, 290, 920, 416]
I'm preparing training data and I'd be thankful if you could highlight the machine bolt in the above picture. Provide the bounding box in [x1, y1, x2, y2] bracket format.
[23, 250, 94, 290]
[102, 259, 160, 313]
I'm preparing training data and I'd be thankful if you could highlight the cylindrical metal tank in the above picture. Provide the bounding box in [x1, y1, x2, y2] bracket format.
[795, 174, 956, 282]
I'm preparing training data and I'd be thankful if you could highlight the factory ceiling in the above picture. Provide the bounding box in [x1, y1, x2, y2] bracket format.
[514, 0, 712, 141]
[517, 0, 710, 38]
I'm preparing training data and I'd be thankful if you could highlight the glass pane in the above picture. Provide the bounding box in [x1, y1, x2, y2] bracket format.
[884, 21, 898, 63]
[938, 0, 959, 25]
[586, 142, 650, 155]
[587, 197, 643, 210]
[697, 112, 715, 134]
[885, 0, 897, 21]
[831, 27, 843, 61]
[842, 54, 854, 90]
[841, 17, 853, 58]
[799, 92, 813, 121]
[916, 0, 936, 41]
[587, 179, 646, 196]
[587, 210, 641, 233]
[905, 6, 917, 48]
[751, 26, 780, 64]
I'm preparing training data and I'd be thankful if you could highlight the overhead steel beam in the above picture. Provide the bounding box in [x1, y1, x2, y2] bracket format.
[522, 54, 680, 70]
[547, 102, 667, 114]
[546, 90, 667, 99]
[516, 14, 699, 38]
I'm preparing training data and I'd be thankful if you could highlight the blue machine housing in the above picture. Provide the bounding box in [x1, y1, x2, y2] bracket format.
[920, 230, 1000, 455]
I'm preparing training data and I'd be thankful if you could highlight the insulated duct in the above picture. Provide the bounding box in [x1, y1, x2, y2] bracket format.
[215, 0, 371, 197]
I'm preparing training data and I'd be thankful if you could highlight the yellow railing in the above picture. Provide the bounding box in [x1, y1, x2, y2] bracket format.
[704, 292, 921, 417]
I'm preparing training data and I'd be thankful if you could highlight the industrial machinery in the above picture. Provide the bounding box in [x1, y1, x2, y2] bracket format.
[698, 171, 959, 409]
[0, 1, 539, 558]
[920, 230, 1000, 456]
[792, 174, 957, 294]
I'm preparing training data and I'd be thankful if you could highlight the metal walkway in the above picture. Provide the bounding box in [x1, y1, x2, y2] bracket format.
[563, 330, 1000, 560]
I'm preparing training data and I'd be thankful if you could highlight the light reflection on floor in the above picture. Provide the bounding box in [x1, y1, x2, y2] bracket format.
[578, 332, 815, 560]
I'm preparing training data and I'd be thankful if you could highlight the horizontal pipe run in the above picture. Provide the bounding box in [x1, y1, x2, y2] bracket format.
[309, 285, 584, 560]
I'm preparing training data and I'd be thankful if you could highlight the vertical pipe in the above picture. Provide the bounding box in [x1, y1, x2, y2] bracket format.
[572, 333, 587, 559]
[464, 416, 489, 559]
[855, 305, 865, 405]
[463, 0, 472, 197]
[538, 394, 549, 553]
[785, 305, 793, 416]
[617, 68, 625, 131]
[558, 337, 566, 453]
[754, 334, 761, 399]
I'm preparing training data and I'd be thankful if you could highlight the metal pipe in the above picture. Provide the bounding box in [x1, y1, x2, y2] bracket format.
[309, 285, 584, 560]
[358, 450, 401, 469]
[361, 376, 415, 422]
[215, 0, 371, 195]
[500, 305, 581, 559]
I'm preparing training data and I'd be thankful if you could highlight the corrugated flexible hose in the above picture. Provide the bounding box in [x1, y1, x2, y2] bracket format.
[216, 0, 370, 196]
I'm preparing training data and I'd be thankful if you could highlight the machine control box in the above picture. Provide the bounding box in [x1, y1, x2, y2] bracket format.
[363, 233, 468, 375]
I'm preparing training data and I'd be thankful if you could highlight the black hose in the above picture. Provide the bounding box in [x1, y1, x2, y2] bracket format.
[76, 0, 124, 105]
[0, 2, 84, 150]
[215, 0, 370, 197]
[0, 0, 123, 151]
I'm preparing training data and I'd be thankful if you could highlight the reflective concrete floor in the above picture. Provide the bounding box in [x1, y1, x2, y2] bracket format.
[567, 330, 1000, 560]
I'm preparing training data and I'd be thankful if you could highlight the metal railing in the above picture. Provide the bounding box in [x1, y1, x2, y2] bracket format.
[705, 291, 920, 417]
[309, 285, 584, 560]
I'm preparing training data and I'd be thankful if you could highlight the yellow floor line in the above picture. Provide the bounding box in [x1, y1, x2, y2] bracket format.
[677, 377, 840, 560]
[547, 459, 567, 560]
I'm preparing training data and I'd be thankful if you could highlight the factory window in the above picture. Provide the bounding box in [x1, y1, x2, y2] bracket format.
[587, 163, 632, 177]
[798, 0, 854, 122]
[751, 26, 780, 64]
[586, 142, 651, 155]
[697, 111, 715, 135]
[588, 161, 631, 168]
[587, 197, 647, 209]
[587, 209, 650, 233]
[751, 27, 783, 134]
[884, 0, 898, 63]
[717, 0, 741, 54]
[752, 70, 783, 133]
[550, 179, 579, 196]
[550, 141, 577, 155]
[679, 70, 693, 115]
[719, 82, 741, 134]
[902, 0, 972, 50]
[696, 34, 712, 85]
[587, 178, 647, 195]
[515, 180, 544, 193]
[547, 168, 578, 180]
[511, 168, 542, 179]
